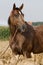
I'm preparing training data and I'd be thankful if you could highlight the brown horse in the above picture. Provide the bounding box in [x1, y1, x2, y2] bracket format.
[8, 3, 28, 55]
[8, 3, 43, 58]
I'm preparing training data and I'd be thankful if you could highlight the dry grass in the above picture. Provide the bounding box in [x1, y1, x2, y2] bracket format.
[0, 41, 43, 65]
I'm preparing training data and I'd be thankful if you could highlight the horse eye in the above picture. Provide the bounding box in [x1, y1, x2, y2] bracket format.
[14, 14, 19, 17]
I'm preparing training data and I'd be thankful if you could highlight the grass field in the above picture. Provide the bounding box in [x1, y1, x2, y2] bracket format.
[0, 26, 10, 40]
[0, 41, 43, 65]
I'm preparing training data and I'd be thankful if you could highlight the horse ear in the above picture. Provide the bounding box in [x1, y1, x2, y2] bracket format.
[19, 4, 24, 10]
[13, 3, 16, 10]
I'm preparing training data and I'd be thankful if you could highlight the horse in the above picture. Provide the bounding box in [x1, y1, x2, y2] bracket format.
[8, 3, 43, 58]
[8, 3, 28, 55]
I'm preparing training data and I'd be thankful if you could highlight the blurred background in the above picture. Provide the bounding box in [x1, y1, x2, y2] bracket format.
[0, 0, 43, 40]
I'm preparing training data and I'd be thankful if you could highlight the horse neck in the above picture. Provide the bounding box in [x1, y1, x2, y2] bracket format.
[10, 25, 16, 36]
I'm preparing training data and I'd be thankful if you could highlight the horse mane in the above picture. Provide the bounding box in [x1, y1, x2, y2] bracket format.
[25, 21, 35, 32]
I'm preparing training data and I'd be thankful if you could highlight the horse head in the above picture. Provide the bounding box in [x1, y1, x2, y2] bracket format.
[8, 3, 27, 33]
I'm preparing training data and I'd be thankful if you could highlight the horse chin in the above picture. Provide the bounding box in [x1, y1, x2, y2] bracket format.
[19, 28, 25, 33]
[19, 27, 25, 32]
[17, 24, 27, 33]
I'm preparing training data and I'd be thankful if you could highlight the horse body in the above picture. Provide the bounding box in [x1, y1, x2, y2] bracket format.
[21, 24, 35, 58]
[20, 24, 43, 57]
[33, 25, 43, 54]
